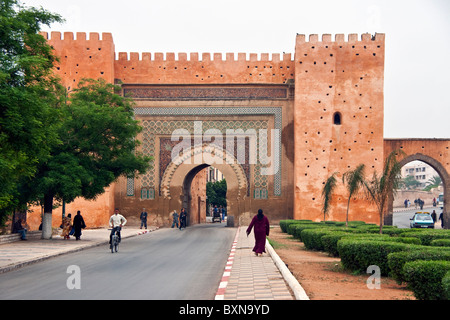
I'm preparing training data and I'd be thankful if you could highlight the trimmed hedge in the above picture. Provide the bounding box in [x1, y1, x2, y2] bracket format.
[337, 239, 416, 276]
[403, 260, 450, 300]
[322, 233, 420, 257]
[443, 271, 450, 300]
[430, 239, 450, 247]
[286, 221, 318, 237]
[279, 219, 313, 233]
[387, 247, 450, 283]
[400, 229, 450, 246]
[291, 223, 326, 241]
[301, 227, 345, 251]
[278, 219, 450, 298]
[322, 232, 354, 257]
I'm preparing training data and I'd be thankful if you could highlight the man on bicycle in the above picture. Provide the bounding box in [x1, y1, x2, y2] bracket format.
[109, 208, 127, 246]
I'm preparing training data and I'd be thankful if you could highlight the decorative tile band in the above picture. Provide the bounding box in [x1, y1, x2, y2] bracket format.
[133, 106, 282, 196]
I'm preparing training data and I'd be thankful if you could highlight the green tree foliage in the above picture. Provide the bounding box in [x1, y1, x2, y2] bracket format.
[206, 178, 227, 208]
[342, 164, 366, 227]
[423, 175, 442, 191]
[321, 151, 404, 234]
[0, 0, 63, 219]
[364, 150, 405, 234]
[399, 175, 422, 190]
[321, 172, 338, 221]
[21, 78, 151, 237]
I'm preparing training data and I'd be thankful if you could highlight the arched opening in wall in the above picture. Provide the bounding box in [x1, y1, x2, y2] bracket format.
[181, 165, 227, 226]
[161, 143, 248, 227]
[392, 156, 448, 229]
[206, 166, 227, 223]
[333, 112, 342, 125]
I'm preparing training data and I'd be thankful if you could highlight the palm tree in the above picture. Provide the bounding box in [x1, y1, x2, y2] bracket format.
[364, 150, 404, 234]
[424, 175, 442, 191]
[342, 164, 366, 227]
[321, 172, 339, 221]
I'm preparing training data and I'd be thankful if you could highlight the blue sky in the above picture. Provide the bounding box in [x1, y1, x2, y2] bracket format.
[23, 0, 450, 139]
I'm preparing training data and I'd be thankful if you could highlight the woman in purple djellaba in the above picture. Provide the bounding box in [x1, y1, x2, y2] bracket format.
[246, 209, 270, 256]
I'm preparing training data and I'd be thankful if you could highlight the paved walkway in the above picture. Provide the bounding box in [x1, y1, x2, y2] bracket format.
[0, 225, 307, 300]
[215, 226, 298, 300]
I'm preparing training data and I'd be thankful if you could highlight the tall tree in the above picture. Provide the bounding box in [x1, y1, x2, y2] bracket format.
[364, 150, 404, 234]
[0, 0, 63, 223]
[22, 78, 151, 238]
[206, 178, 227, 208]
[342, 164, 366, 227]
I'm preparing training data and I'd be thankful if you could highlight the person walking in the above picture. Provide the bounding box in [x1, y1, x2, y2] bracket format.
[140, 208, 148, 229]
[171, 210, 179, 228]
[61, 214, 72, 239]
[431, 210, 437, 225]
[246, 209, 270, 256]
[72, 211, 86, 240]
[179, 208, 187, 230]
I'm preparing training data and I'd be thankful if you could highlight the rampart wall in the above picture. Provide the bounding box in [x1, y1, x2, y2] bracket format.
[29, 31, 449, 229]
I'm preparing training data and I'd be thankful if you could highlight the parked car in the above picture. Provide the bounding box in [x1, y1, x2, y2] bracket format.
[410, 212, 435, 228]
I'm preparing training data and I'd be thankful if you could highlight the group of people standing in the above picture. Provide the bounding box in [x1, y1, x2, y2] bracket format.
[171, 208, 188, 230]
[61, 211, 86, 240]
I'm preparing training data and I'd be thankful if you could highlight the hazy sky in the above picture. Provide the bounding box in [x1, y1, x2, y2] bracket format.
[23, 0, 450, 139]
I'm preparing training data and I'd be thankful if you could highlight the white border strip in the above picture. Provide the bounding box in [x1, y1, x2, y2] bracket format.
[266, 238, 310, 300]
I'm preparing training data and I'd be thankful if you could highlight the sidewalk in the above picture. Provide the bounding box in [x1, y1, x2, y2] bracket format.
[0, 225, 307, 300]
[0, 227, 157, 274]
[215, 226, 308, 300]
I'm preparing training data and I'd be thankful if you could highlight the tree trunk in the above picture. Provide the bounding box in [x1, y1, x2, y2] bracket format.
[346, 197, 351, 227]
[41, 193, 54, 239]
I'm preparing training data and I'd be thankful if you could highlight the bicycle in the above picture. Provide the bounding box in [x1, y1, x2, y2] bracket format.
[109, 227, 121, 253]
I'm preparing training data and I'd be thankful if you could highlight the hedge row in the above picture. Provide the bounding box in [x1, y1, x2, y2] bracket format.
[403, 260, 450, 300]
[278, 219, 450, 300]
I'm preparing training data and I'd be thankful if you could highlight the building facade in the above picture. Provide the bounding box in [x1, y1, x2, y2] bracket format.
[26, 31, 449, 230]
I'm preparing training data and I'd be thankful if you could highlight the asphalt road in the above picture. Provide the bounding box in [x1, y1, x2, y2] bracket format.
[393, 207, 443, 229]
[0, 223, 236, 300]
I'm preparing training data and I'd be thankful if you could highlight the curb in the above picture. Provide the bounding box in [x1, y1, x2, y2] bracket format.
[214, 226, 239, 300]
[266, 238, 310, 300]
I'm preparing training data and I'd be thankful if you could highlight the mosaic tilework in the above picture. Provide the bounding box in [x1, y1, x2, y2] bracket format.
[141, 119, 266, 196]
[132, 107, 282, 196]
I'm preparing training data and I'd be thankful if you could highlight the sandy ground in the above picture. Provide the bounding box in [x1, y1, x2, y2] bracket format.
[268, 226, 415, 300]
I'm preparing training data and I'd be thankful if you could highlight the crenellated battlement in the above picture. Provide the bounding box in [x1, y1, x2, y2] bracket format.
[116, 52, 293, 62]
[40, 31, 113, 42]
[296, 33, 385, 44]
[42, 31, 384, 86]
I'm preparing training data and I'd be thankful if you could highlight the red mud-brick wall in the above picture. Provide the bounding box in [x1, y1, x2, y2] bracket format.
[114, 51, 294, 84]
[293, 33, 386, 223]
[40, 31, 115, 90]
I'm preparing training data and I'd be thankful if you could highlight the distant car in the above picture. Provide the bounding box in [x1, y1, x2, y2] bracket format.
[410, 212, 435, 229]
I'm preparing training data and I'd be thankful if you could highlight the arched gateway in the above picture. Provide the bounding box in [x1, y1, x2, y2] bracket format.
[384, 139, 450, 228]
[119, 93, 292, 227]
[161, 143, 249, 225]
